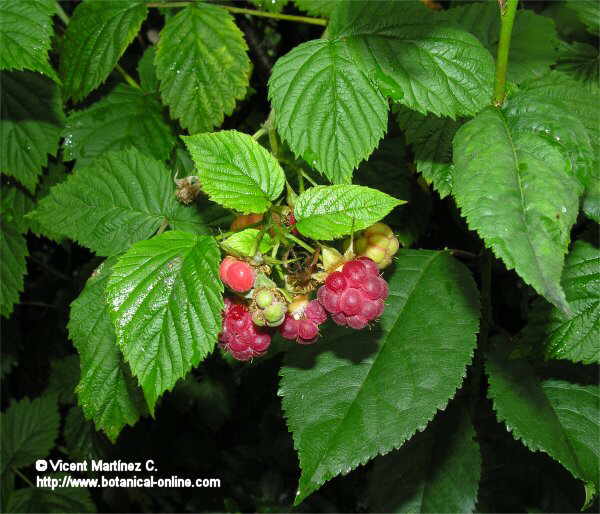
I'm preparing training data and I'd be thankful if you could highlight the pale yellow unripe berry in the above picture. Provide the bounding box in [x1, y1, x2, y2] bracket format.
[354, 222, 399, 269]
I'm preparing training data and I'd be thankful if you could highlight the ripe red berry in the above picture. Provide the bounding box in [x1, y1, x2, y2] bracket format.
[280, 315, 299, 340]
[219, 299, 271, 361]
[279, 298, 326, 345]
[339, 288, 362, 316]
[305, 300, 327, 325]
[357, 257, 379, 276]
[325, 271, 347, 293]
[298, 319, 318, 342]
[346, 314, 369, 330]
[360, 275, 388, 300]
[317, 286, 341, 314]
[341, 260, 368, 287]
[219, 257, 256, 292]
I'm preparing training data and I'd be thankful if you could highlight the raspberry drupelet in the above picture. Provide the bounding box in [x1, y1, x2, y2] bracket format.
[219, 298, 271, 361]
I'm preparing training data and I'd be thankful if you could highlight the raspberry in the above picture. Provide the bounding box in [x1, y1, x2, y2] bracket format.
[219, 257, 256, 292]
[279, 298, 327, 344]
[354, 223, 400, 270]
[317, 258, 388, 329]
[250, 288, 287, 327]
[219, 299, 271, 361]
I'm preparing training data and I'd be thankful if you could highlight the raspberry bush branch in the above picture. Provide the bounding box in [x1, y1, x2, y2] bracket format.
[492, 0, 519, 106]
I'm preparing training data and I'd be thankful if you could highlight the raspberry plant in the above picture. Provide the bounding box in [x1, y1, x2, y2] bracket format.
[1, 0, 599, 512]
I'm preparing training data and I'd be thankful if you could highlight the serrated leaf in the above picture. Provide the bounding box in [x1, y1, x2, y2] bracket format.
[62, 84, 176, 169]
[329, 1, 494, 117]
[280, 250, 479, 504]
[503, 87, 595, 190]
[26, 163, 67, 242]
[555, 41, 600, 87]
[30, 148, 202, 256]
[486, 346, 600, 497]
[0, 395, 59, 475]
[294, 0, 339, 16]
[106, 231, 223, 413]
[523, 240, 599, 365]
[182, 130, 285, 213]
[0, 0, 58, 81]
[518, 72, 600, 223]
[68, 257, 145, 442]
[137, 46, 159, 93]
[7, 480, 96, 513]
[452, 107, 581, 313]
[0, 219, 28, 318]
[440, 4, 559, 84]
[1, 71, 65, 193]
[64, 407, 108, 461]
[396, 107, 461, 198]
[294, 185, 403, 240]
[47, 355, 79, 405]
[59, 0, 148, 101]
[155, 3, 250, 134]
[268, 38, 388, 184]
[1, 187, 35, 234]
[368, 404, 480, 513]
[565, 0, 599, 35]
[221, 228, 274, 257]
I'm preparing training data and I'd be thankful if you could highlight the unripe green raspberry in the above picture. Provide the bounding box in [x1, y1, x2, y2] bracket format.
[354, 222, 399, 269]
[263, 303, 286, 325]
[255, 289, 275, 309]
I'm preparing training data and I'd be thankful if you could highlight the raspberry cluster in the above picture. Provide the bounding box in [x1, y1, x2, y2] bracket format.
[317, 258, 388, 329]
[219, 298, 271, 361]
[280, 299, 327, 344]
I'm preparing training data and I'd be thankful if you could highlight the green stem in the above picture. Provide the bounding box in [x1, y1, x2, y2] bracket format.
[146, 2, 327, 25]
[252, 126, 267, 140]
[299, 169, 318, 187]
[492, 0, 519, 106]
[285, 233, 315, 253]
[156, 218, 169, 236]
[54, 1, 142, 90]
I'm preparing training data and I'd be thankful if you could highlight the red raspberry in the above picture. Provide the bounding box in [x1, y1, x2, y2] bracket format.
[219, 299, 271, 361]
[317, 258, 388, 330]
[279, 299, 327, 345]
[219, 256, 256, 292]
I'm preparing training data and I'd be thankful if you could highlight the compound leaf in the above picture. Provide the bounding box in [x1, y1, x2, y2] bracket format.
[105, 231, 223, 414]
[486, 346, 599, 498]
[0, 0, 59, 81]
[523, 240, 599, 365]
[452, 107, 581, 313]
[62, 84, 176, 169]
[269, 39, 388, 184]
[0, 395, 59, 475]
[368, 404, 480, 513]
[155, 3, 250, 134]
[30, 148, 199, 256]
[182, 130, 285, 213]
[60, 0, 148, 101]
[294, 185, 404, 240]
[68, 257, 145, 442]
[280, 250, 479, 504]
[330, 1, 495, 117]
[1, 71, 64, 193]
[0, 219, 28, 318]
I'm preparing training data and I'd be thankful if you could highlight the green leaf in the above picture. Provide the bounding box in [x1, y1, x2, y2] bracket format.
[30, 148, 198, 256]
[64, 406, 108, 461]
[440, 4, 559, 84]
[47, 355, 79, 405]
[137, 46, 159, 93]
[105, 231, 223, 414]
[396, 107, 461, 198]
[452, 107, 581, 313]
[294, 0, 339, 16]
[221, 228, 274, 257]
[0, 219, 28, 318]
[1, 187, 35, 234]
[330, 1, 495, 117]
[7, 480, 96, 513]
[182, 130, 285, 213]
[155, 3, 250, 134]
[0, 0, 58, 81]
[62, 84, 176, 169]
[486, 346, 600, 497]
[0, 394, 59, 475]
[368, 404, 481, 513]
[1, 71, 65, 193]
[280, 250, 479, 504]
[294, 185, 404, 240]
[565, 0, 600, 34]
[59, 0, 148, 101]
[68, 257, 145, 442]
[503, 87, 595, 190]
[268, 39, 388, 184]
[523, 241, 599, 365]
[555, 41, 600, 88]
